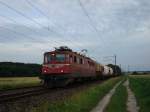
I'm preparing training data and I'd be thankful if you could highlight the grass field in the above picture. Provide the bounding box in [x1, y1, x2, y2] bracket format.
[0, 77, 41, 91]
[130, 74, 150, 78]
[105, 78, 127, 112]
[129, 75, 150, 112]
[32, 77, 123, 112]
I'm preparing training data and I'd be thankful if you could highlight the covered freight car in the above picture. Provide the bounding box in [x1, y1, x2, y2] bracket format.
[95, 63, 103, 76]
[102, 65, 114, 77]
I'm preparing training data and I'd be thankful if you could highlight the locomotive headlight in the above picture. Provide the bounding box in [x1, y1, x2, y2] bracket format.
[44, 70, 47, 73]
[61, 70, 64, 73]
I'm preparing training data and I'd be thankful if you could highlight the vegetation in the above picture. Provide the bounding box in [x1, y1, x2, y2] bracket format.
[0, 77, 41, 90]
[132, 71, 139, 75]
[105, 79, 127, 112]
[129, 76, 150, 112]
[107, 64, 122, 75]
[131, 71, 150, 75]
[0, 62, 41, 77]
[32, 77, 122, 112]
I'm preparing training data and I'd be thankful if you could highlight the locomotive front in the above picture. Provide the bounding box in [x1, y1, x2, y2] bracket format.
[42, 52, 71, 74]
[42, 51, 72, 87]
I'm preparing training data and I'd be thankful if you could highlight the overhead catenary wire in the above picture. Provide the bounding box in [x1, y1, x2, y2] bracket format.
[76, 0, 119, 63]
[77, 0, 106, 45]
[77, 0, 117, 52]
[25, 0, 83, 48]
[0, 25, 46, 43]
[0, 0, 110, 57]
[0, 15, 63, 47]
[25, 0, 51, 31]
[76, 0, 105, 60]
[0, 1, 101, 60]
[0, 1, 46, 29]
[0, 25, 61, 49]
[25, 0, 83, 47]
[0, 16, 65, 47]
[25, 0, 65, 32]
[0, 1, 79, 48]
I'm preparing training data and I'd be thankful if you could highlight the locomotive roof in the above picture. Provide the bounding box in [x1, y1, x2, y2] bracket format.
[44, 50, 96, 62]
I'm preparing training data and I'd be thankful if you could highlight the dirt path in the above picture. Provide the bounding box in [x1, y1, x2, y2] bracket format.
[123, 79, 139, 112]
[90, 80, 122, 112]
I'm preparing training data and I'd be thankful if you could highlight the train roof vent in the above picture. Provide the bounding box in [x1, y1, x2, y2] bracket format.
[55, 46, 72, 52]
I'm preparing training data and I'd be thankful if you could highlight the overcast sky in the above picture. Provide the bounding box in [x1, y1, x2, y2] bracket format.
[0, 0, 150, 71]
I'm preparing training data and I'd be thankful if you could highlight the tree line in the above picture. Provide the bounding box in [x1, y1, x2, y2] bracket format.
[0, 62, 41, 77]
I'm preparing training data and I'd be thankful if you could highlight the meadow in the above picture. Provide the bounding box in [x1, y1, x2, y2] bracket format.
[129, 75, 150, 112]
[32, 77, 123, 112]
[0, 77, 41, 91]
[105, 78, 127, 112]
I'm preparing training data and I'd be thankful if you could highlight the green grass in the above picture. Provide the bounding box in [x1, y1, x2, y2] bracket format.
[105, 79, 127, 112]
[32, 77, 123, 112]
[129, 75, 150, 112]
[0, 77, 41, 91]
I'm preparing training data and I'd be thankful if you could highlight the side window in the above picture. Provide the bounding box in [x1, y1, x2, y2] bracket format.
[74, 56, 77, 63]
[44, 56, 47, 64]
[84, 59, 86, 64]
[70, 55, 73, 63]
[82, 59, 84, 64]
[87, 61, 90, 66]
[87, 61, 94, 67]
[80, 58, 83, 64]
[77, 57, 80, 64]
[66, 54, 69, 62]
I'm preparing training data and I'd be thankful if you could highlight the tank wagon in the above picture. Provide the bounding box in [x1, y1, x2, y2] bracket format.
[41, 46, 115, 87]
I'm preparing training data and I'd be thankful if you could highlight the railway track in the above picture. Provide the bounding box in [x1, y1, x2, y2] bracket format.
[0, 79, 106, 112]
[0, 86, 48, 103]
[0, 79, 104, 103]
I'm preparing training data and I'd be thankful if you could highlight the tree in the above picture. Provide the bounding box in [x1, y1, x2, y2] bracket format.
[107, 64, 122, 75]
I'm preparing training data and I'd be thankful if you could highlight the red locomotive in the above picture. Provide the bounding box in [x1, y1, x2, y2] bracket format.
[41, 46, 114, 87]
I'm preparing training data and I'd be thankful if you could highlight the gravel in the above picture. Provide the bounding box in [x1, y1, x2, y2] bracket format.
[0, 80, 103, 112]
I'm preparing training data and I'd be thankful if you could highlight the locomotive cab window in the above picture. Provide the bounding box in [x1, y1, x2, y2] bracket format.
[44, 54, 52, 63]
[44, 55, 51, 63]
[56, 54, 65, 62]
[44, 54, 65, 63]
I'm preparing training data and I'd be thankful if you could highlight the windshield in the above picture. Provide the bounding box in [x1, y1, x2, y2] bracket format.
[56, 54, 65, 62]
[44, 54, 65, 63]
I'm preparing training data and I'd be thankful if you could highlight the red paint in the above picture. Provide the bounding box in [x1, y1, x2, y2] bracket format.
[42, 50, 97, 77]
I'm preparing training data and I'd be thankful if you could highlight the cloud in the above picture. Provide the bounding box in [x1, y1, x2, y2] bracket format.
[0, 0, 150, 71]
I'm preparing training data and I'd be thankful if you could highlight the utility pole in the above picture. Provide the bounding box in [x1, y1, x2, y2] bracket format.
[114, 54, 117, 75]
[128, 65, 130, 74]
[114, 55, 116, 66]
[103, 54, 117, 74]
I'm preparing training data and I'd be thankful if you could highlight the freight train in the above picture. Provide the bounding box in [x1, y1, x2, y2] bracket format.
[41, 46, 117, 87]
